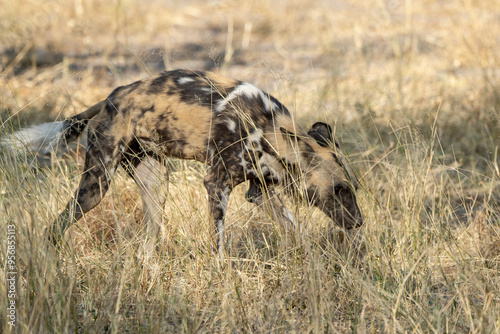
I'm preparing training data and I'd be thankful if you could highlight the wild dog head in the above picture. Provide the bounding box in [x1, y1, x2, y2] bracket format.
[281, 122, 363, 229]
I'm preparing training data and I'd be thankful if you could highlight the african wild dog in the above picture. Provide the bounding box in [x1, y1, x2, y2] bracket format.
[4, 69, 363, 253]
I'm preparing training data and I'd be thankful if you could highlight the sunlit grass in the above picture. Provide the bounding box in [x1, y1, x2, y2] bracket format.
[1, 0, 499, 332]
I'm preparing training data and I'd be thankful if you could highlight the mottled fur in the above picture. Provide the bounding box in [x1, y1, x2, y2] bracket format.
[4, 70, 363, 253]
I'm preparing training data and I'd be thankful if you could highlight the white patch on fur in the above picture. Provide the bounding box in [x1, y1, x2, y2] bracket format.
[237, 150, 251, 174]
[215, 82, 278, 112]
[105, 166, 116, 180]
[217, 187, 231, 213]
[247, 128, 263, 144]
[103, 155, 114, 164]
[282, 207, 298, 229]
[1, 121, 66, 154]
[178, 77, 195, 85]
[221, 187, 231, 208]
[217, 217, 225, 255]
[208, 148, 215, 163]
[226, 119, 237, 133]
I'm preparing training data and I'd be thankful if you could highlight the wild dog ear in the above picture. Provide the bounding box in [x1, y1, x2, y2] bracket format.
[280, 127, 300, 140]
[280, 127, 317, 159]
[307, 122, 336, 148]
[308, 122, 360, 190]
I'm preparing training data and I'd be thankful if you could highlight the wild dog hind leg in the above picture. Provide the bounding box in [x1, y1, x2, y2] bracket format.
[48, 130, 121, 244]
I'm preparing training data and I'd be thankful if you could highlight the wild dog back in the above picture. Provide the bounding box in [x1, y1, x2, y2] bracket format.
[95, 69, 289, 166]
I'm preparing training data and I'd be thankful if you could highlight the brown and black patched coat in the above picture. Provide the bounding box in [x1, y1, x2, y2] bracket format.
[4, 69, 363, 253]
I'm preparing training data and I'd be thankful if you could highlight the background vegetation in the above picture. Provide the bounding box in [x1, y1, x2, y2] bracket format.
[1, 0, 499, 332]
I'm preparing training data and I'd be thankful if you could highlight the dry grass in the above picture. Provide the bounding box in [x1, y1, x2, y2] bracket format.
[1, 0, 500, 332]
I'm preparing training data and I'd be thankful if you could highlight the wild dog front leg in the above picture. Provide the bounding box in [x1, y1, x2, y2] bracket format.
[203, 168, 233, 256]
[245, 179, 298, 233]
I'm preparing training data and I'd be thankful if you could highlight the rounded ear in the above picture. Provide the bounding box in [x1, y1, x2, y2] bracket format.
[280, 127, 316, 154]
[307, 122, 335, 147]
[307, 122, 339, 148]
[280, 127, 300, 140]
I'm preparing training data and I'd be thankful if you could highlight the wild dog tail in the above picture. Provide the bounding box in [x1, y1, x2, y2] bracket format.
[1, 101, 105, 155]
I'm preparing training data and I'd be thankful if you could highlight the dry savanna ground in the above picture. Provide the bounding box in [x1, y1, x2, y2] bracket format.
[1, 0, 499, 332]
